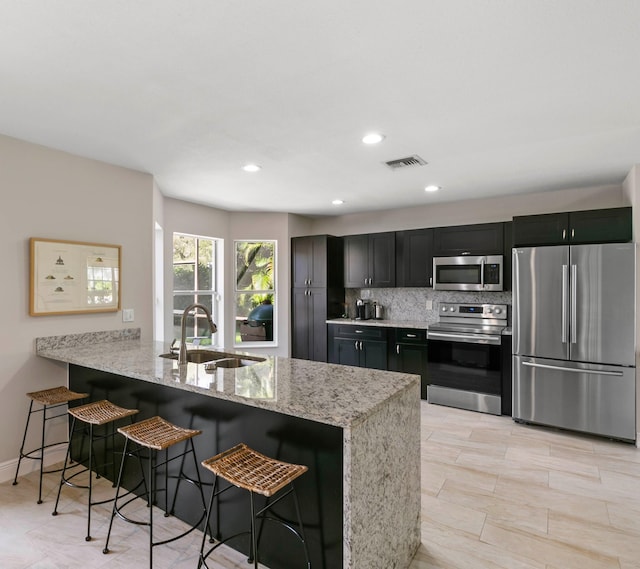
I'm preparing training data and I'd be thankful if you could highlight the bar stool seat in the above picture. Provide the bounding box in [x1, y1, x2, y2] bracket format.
[199, 443, 311, 569]
[13, 386, 88, 504]
[103, 416, 207, 569]
[52, 399, 139, 541]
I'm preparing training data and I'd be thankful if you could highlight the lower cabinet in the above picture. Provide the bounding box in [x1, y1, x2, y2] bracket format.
[389, 328, 428, 399]
[328, 324, 388, 370]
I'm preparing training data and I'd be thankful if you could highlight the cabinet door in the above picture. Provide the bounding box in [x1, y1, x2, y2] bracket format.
[569, 207, 632, 244]
[369, 231, 396, 287]
[334, 338, 361, 367]
[291, 237, 313, 288]
[433, 223, 504, 256]
[512, 213, 569, 246]
[309, 288, 328, 361]
[396, 228, 433, 287]
[291, 288, 312, 360]
[344, 234, 369, 288]
[292, 288, 328, 361]
[292, 235, 330, 288]
[395, 343, 428, 399]
[361, 340, 387, 370]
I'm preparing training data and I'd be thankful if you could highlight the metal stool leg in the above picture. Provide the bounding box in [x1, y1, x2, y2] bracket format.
[12, 401, 35, 489]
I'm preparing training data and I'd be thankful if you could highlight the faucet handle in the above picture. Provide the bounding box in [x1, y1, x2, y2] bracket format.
[169, 339, 179, 354]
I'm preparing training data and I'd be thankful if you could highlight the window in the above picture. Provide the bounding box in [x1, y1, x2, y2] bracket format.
[173, 233, 221, 347]
[234, 240, 276, 345]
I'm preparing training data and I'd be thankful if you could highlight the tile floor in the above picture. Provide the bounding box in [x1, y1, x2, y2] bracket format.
[2, 401, 640, 569]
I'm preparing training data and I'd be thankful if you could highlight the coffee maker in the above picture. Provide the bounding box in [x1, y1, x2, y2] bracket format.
[355, 299, 372, 320]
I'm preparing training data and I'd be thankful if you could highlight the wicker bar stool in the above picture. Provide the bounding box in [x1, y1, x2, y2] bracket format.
[13, 386, 88, 504]
[51, 399, 139, 541]
[103, 416, 208, 569]
[198, 443, 311, 569]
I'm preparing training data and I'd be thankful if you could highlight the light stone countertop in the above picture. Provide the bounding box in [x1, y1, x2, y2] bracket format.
[327, 318, 430, 330]
[36, 332, 418, 429]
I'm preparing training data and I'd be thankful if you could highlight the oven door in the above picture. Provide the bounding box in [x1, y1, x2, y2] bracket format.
[426, 330, 503, 414]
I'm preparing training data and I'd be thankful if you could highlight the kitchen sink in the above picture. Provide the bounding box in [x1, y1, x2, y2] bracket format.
[159, 349, 264, 367]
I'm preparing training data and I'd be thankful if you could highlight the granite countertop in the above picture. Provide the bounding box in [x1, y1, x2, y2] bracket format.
[35, 332, 418, 429]
[326, 318, 430, 330]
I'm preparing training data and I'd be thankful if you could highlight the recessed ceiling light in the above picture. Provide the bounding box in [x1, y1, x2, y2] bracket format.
[424, 185, 441, 192]
[332, 199, 345, 205]
[242, 164, 261, 172]
[362, 133, 385, 145]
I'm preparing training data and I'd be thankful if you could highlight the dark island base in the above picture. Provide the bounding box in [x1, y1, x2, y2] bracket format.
[69, 364, 344, 569]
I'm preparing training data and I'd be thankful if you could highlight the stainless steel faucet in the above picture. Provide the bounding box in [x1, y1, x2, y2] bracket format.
[178, 303, 218, 365]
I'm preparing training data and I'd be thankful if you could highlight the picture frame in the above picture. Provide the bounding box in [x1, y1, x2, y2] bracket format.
[30, 237, 121, 316]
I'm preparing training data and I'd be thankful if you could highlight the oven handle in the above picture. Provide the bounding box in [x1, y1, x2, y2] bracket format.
[427, 331, 502, 345]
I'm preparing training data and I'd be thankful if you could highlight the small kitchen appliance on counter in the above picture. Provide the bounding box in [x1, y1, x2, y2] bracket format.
[355, 299, 372, 320]
[426, 302, 508, 415]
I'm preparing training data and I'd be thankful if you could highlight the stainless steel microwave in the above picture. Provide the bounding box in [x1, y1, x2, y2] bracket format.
[433, 255, 504, 291]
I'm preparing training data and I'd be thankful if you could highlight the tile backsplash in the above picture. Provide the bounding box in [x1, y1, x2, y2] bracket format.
[345, 288, 512, 325]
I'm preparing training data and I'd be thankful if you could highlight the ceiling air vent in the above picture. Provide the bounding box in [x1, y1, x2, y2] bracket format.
[384, 155, 427, 170]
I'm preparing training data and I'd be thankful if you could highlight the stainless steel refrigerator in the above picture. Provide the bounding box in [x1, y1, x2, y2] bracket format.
[512, 242, 636, 441]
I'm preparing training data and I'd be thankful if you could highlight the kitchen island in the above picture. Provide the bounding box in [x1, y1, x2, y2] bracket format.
[36, 329, 420, 569]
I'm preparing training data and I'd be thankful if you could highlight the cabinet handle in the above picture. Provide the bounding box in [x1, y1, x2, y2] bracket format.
[354, 340, 359, 350]
[355, 330, 363, 333]
[429, 277, 432, 286]
[562, 229, 567, 240]
[571, 228, 575, 239]
[396, 345, 400, 354]
[360, 341, 363, 350]
[406, 333, 417, 338]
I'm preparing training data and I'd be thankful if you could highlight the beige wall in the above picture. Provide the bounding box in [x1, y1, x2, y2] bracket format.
[0, 134, 154, 477]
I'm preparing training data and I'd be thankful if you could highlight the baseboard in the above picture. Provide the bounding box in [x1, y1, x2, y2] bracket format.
[0, 444, 67, 484]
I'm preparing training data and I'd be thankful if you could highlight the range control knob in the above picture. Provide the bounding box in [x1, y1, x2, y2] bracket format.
[494, 308, 502, 315]
[441, 306, 447, 312]
[486, 307, 493, 314]
[449, 306, 456, 312]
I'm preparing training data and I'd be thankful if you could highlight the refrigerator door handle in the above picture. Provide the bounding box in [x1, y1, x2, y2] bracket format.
[522, 361, 623, 377]
[561, 264, 569, 343]
[571, 264, 577, 344]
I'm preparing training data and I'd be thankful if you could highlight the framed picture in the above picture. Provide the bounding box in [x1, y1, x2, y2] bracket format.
[30, 237, 121, 316]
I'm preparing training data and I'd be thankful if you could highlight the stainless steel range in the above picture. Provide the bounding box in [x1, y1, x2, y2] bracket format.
[426, 302, 507, 415]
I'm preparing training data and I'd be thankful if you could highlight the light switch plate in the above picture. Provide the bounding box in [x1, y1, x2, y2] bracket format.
[122, 308, 134, 322]
[425, 300, 433, 310]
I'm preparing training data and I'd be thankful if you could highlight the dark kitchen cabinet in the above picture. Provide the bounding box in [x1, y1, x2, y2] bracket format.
[328, 324, 388, 370]
[344, 232, 395, 288]
[503, 221, 512, 291]
[396, 228, 434, 287]
[433, 222, 504, 257]
[291, 235, 344, 362]
[512, 207, 632, 247]
[389, 328, 428, 399]
[292, 234, 343, 288]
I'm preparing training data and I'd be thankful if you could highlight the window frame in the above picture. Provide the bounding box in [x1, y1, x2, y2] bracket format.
[172, 232, 222, 348]
[233, 239, 277, 347]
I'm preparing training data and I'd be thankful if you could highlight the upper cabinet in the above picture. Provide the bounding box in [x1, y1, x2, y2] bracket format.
[344, 232, 396, 288]
[513, 207, 632, 247]
[292, 235, 343, 288]
[433, 222, 504, 256]
[396, 228, 434, 287]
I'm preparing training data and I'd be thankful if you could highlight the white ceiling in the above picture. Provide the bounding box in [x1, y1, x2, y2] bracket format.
[1, 1, 639, 217]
